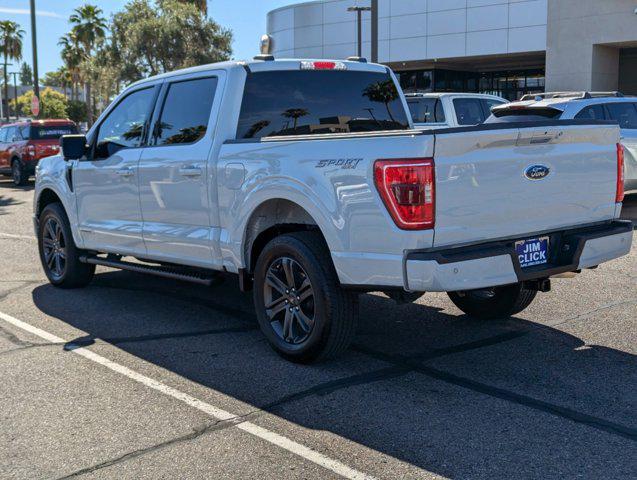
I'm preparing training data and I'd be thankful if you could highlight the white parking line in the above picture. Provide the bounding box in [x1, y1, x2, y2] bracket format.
[0, 310, 376, 480]
[0, 232, 35, 241]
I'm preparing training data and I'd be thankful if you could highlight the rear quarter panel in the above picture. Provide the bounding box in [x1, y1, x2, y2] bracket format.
[217, 132, 435, 283]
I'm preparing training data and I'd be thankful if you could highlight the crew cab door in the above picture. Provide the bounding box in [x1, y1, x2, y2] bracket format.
[138, 72, 224, 267]
[74, 85, 159, 255]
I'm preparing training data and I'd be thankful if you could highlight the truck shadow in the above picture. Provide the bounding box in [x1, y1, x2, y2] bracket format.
[0, 179, 32, 215]
[621, 194, 637, 226]
[32, 271, 636, 479]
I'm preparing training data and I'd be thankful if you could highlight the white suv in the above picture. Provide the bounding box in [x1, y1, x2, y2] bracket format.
[489, 92, 637, 194]
[405, 92, 507, 129]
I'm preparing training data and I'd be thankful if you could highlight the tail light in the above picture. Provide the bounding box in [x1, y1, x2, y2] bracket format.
[374, 158, 435, 230]
[616, 143, 624, 203]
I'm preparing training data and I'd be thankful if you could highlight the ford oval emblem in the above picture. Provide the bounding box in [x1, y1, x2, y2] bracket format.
[525, 164, 550, 181]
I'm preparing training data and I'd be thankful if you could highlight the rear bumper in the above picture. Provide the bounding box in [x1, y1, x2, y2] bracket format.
[404, 221, 633, 292]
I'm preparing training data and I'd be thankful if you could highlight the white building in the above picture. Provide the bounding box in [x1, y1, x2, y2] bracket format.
[267, 0, 637, 100]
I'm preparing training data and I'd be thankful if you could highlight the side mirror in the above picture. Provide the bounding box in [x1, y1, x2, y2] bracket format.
[60, 134, 88, 160]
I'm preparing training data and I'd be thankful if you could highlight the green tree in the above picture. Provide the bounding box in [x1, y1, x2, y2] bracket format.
[15, 87, 68, 119]
[0, 20, 25, 121]
[67, 99, 87, 123]
[109, 0, 232, 84]
[68, 4, 107, 125]
[19, 62, 33, 85]
[177, 0, 207, 15]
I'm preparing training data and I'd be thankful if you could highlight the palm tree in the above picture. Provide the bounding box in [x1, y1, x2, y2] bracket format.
[282, 108, 309, 131]
[59, 32, 84, 101]
[0, 21, 25, 121]
[68, 4, 107, 125]
[363, 80, 400, 124]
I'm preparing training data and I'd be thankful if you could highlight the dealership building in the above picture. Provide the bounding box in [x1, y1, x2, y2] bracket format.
[266, 0, 637, 100]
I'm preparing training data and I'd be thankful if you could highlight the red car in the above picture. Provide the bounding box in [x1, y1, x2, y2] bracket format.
[0, 119, 78, 186]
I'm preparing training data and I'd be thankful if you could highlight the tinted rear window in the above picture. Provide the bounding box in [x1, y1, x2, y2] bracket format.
[30, 125, 78, 140]
[486, 107, 563, 123]
[407, 98, 445, 124]
[237, 70, 410, 139]
[575, 104, 606, 120]
[605, 102, 637, 129]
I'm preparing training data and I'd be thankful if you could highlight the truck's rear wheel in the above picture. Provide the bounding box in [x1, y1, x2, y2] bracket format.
[38, 203, 95, 288]
[447, 282, 537, 319]
[253, 231, 358, 363]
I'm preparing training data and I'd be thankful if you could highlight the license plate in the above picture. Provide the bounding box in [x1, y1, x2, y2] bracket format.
[515, 237, 549, 268]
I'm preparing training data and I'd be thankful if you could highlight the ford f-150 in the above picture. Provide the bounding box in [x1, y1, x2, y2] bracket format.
[33, 58, 633, 362]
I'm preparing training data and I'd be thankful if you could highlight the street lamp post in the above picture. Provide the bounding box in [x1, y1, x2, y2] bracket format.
[30, 0, 40, 117]
[347, 6, 371, 58]
[9, 72, 19, 120]
[371, 0, 378, 63]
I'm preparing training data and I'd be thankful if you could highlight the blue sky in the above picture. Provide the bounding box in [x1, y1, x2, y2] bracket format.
[0, 0, 293, 79]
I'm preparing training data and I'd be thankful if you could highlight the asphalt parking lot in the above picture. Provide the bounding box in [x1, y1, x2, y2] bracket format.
[0, 179, 635, 479]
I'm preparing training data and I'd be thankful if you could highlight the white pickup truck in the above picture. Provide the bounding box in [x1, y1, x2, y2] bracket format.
[34, 58, 633, 363]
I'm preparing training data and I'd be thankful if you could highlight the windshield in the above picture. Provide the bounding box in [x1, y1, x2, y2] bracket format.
[30, 125, 78, 140]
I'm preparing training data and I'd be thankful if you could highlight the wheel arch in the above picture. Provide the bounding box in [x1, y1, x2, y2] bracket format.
[36, 188, 64, 218]
[243, 198, 331, 274]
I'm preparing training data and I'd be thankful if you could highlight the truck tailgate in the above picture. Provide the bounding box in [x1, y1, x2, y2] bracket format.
[432, 123, 620, 247]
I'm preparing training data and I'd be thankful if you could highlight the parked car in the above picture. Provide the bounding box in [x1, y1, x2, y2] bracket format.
[0, 119, 78, 186]
[405, 92, 507, 129]
[488, 92, 637, 194]
[34, 58, 632, 363]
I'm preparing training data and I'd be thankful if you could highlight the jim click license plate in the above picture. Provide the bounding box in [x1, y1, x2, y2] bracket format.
[515, 237, 549, 268]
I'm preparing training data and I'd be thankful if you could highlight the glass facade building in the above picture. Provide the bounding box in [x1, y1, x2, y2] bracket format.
[397, 69, 545, 101]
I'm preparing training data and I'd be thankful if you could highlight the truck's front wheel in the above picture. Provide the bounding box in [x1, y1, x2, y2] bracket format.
[447, 282, 537, 319]
[253, 232, 358, 363]
[38, 203, 95, 288]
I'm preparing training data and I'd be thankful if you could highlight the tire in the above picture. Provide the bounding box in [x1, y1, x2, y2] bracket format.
[11, 159, 28, 186]
[253, 231, 358, 363]
[38, 203, 95, 288]
[447, 282, 537, 320]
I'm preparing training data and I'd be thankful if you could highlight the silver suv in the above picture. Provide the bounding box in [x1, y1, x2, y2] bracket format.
[489, 92, 637, 194]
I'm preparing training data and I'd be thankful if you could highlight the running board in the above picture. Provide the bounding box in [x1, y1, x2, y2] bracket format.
[79, 255, 216, 286]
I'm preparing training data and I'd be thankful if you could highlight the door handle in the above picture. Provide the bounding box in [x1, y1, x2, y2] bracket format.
[115, 167, 134, 177]
[179, 166, 203, 177]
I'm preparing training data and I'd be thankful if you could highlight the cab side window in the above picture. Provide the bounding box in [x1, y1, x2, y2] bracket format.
[453, 98, 485, 126]
[153, 77, 218, 146]
[575, 104, 605, 120]
[94, 87, 155, 159]
[0, 127, 7, 143]
[605, 102, 637, 129]
[5, 127, 17, 142]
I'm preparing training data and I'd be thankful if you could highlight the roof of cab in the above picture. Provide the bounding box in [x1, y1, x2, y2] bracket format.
[128, 58, 389, 89]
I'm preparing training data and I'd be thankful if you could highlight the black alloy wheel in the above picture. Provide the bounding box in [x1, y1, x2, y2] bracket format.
[263, 256, 315, 345]
[42, 217, 67, 281]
